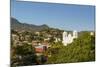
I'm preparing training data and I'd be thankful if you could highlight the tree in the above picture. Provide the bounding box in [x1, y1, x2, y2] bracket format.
[11, 43, 37, 67]
[46, 32, 95, 64]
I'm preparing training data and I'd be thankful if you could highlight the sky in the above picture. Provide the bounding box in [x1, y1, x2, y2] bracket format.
[11, 0, 95, 31]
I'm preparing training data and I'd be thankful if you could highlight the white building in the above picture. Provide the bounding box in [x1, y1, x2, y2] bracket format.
[54, 37, 61, 43]
[62, 30, 78, 46]
[90, 32, 94, 36]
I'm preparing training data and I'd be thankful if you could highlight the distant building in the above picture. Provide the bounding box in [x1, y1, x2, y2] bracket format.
[35, 45, 47, 53]
[12, 34, 19, 41]
[44, 38, 50, 41]
[32, 40, 40, 46]
[12, 34, 23, 46]
[54, 37, 61, 43]
[35, 32, 40, 35]
[90, 32, 94, 36]
[32, 40, 50, 53]
[25, 35, 30, 41]
[62, 30, 78, 46]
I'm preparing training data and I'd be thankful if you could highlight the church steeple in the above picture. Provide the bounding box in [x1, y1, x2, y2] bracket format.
[62, 30, 78, 46]
[73, 30, 78, 38]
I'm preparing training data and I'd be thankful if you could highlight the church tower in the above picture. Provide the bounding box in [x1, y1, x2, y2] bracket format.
[62, 31, 68, 46]
[73, 30, 78, 39]
[62, 30, 78, 46]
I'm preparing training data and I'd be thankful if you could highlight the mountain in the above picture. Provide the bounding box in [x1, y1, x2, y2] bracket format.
[11, 17, 49, 32]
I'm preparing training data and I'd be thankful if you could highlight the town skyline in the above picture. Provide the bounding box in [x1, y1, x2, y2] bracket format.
[11, 0, 95, 31]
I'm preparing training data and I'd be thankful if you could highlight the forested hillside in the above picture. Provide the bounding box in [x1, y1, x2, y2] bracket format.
[46, 32, 95, 64]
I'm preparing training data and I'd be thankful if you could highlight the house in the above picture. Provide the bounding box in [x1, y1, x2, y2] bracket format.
[32, 40, 40, 46]
[90, 32, 94, 36]
[54, 37, 61, 43]
[35, 45, 47, 53]
[12, 34, 19, 41]
[32, 40, 49, 53]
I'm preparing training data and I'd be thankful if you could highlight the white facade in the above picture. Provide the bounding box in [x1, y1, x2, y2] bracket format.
[54, 37, 61, 43]
[62, 30, 78, 46]
[90, 32, 94, 36]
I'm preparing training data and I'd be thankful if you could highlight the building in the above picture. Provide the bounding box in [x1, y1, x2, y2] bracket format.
[35, 45, 47, 53]
[90, 32, 94, 36]
[54, 37, 61, 43]
[12, 34, 19, 41]
[32, 40, 50, 53]
[62, 30, 78, 46]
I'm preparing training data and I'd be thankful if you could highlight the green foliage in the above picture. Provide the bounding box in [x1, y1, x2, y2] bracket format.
[46, 32, 95, 64]
[11, 43, 37, 67]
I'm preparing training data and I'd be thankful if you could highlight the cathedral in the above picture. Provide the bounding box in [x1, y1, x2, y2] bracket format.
[62, 30, 78, 46]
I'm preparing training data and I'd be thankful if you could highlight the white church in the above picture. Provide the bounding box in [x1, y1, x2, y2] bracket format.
[62, 30, 78, 46]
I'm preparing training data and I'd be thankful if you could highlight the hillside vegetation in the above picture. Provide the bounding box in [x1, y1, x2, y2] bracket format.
[46, 32, 95, 64]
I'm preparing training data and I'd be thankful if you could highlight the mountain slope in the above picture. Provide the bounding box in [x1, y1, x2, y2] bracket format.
[11, 17, 49, 32]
